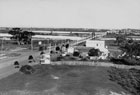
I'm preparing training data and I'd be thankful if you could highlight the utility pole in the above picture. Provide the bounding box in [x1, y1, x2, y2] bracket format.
[1, 37, 4, 51]
[31, 38, 33, 50]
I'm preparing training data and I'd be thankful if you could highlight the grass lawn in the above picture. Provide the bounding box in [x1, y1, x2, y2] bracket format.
[0, 65, 129, 95]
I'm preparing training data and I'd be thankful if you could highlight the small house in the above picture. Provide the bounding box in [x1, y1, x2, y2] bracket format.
[86, 40, 109, 59]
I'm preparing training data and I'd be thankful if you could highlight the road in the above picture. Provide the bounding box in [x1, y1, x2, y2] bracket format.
[0, 49, 40, 79]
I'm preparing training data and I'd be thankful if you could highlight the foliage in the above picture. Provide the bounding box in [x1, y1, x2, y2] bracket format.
[73, 51, 80, 57]
[120, 41, 140, 58]
[40, 51, 45, 55]
[110, 57, 140, 65]
[56, 46, 60, 51]
[39, 46, 44, 51]
[115, 37, 140, 65]
[65, 44, 69, 49]
[108, 67, 140, 95]
[28, 55, 34, 60]
[19, 65, 35, 74]
[88, 48, 100, 56]
[115, 35, 126, 46]
[14, 61, 19, 65]
[8, 28, 35, 45]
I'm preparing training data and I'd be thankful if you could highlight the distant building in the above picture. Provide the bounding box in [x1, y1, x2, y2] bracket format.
[107, 30, 120, 34]
[95, 32, 107, 36]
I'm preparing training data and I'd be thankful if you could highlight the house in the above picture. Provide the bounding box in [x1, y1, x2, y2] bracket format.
[86, 40, 105, 49]
[86, 40, 109, 59]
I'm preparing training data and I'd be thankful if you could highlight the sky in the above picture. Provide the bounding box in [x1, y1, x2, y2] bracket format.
[0, 0, 140, 29]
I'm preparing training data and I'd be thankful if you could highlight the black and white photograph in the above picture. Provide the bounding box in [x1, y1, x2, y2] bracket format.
[0, 0, 140, 95]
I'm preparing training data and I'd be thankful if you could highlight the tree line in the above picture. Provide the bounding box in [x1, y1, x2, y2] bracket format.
[8, 28, 35, 45]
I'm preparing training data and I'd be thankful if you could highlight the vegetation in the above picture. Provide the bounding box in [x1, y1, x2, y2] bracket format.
[108, 67, 140, 95]
[56, 46, 60, 51]
[8, 28, 35, 45]
[111, 35, 140, 65]
[120, 41, 140, 58]
[115, 35, 126, 46]
[19, 65, 35, 74]
[110, 57, 140, 65]
[73, 51, 80, 57]
[88, 48, 100, 56]
[14, 61, 20, 68]
[0, 65, 126, 95]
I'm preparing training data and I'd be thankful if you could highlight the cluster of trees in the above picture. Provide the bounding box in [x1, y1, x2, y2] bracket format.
[112, 35, 140, 65]
[115, 35, 127, 46]
[8, 28, 35, 45]
[116, 35, 140, 59]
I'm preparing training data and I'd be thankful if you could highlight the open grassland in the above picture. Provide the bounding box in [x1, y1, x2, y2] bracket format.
[0, 65, 129, 95]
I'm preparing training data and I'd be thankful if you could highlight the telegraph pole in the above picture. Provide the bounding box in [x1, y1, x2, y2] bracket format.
[1, 37, 4, 51]
[31, 38, 33, 50]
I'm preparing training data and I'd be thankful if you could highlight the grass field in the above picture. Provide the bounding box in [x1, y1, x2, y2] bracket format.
[0, 65, 129, 95]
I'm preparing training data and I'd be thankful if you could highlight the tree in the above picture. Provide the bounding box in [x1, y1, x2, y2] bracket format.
[73, 51, 80, 57]
[8, 28, 35, 45]
[56, 46, 60, 51]
[115, 35, 126, 46]
[14, 61, 20, 68]
[65, 44, 69, 49]
[22, 31, 35, 44]
[88, 48, 100, 56]
[8, 28, 22, 45]
[120, 41, 140, 58]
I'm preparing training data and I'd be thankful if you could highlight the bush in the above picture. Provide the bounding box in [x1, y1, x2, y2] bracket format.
[14, 61, 19, 65]
[19, 65, 35, 74]
[110, 57, 140, 65]
[73, 51, 80, 57]
[28, 55, 34, 60]
[88, 48, 100, 56]
[108, 67, 140, 95]
[65, 44, 69, 49]
[40, 51, 45, 55]
[56, 46, 60, 51]
[14, 61, 20, 68]
[39, 46, 44, 51]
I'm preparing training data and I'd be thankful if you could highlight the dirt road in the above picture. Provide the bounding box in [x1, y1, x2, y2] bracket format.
[0, 50, 40, 79]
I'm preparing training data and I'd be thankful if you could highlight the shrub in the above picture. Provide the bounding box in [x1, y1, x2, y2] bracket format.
[88, 48, 100, 56]
[14, 61, 20, 68]
[19, 65, 35, 74]
[56, 46, 60, 51]
[14, 61, 19, 65]
[40, 51, 45, 55]
[65, 44, 69, 49]
[50, 50, 54, 54]
[110, 57, 140, 65]
[108, 67, 140, 95]
[28, 55, 34, 60]
[73, 51, 80, 57]
[39, 46, 44, 51]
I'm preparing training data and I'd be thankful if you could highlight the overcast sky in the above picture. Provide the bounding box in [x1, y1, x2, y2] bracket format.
[0, 0, 140, 29]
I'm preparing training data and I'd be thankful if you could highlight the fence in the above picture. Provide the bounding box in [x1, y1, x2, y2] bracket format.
[50, 61, 140, 69]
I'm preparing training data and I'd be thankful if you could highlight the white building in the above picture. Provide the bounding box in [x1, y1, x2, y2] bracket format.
[86, 40, 109, 59]
[40, 53, 51, 64]
[86, 40, 105, 49]
[95, 32, 107, 36]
